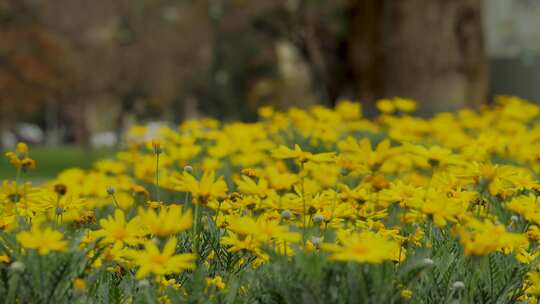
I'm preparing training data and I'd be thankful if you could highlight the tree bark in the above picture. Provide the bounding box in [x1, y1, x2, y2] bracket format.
[382, 0, 488, 114]
[347, 0, 386, 104]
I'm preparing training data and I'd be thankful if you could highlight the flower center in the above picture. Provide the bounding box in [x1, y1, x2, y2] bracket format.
[150, 253, 167, 266]
[112, 228, 128, 240]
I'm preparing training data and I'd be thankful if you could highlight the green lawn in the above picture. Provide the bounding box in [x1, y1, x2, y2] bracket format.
[0, 145, 115, 181]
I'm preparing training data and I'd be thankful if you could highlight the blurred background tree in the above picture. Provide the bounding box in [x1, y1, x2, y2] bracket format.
[0, 0, 71, 143]
[254, 0, 486, 114]
[0, 0, 535, 148]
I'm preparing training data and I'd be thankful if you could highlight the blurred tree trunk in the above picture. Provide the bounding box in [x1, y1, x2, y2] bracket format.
[348, 0, 488, 114]
[347, 0, 386, 104]
[257, 1, 487, 114]
[386, 0, 487, 114]
[65, 99, 90, 147]
[44, 99, 61, 145]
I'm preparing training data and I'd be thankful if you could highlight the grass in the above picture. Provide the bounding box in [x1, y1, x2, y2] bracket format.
[0, 145, 115, 180]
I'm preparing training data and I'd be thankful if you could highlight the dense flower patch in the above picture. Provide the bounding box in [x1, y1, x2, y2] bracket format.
[2, 96, 540, 303]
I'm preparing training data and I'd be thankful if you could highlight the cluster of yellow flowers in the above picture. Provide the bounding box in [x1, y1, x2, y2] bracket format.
[3, 95, 540, 301]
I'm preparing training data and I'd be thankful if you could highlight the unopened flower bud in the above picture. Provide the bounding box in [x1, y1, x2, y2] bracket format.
[138, 279, 150, 288]
[422, 258, 434, 267]
[280, 209, 292, 220]
[508, 215, 520, 231]
[151, 139, 163, 154]
[9, 261, 25, 273]
[54, 183, 67, 196]
[313, 214, 324, 225]
[311, 236, 322, 247]
[106, 186, 116, 195]
[184, 165, 193, 173]
[73, 278, 86, 292]
[16, 142, 28, 154]
[452, 281, 465, 290]
[428, 158, 440, 168]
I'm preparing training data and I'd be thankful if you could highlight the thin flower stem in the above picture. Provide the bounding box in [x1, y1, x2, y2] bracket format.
[110, 193, 120, 209]
[300, 162, 307, 246]
[14, 166, 24, 224]
[154, 153, 160, 202]
[214, 200, 222, 224]
[192, 201, 201, 257]
[55, 194, 61, 227]
[184, 191, 191, 204]
[15, 166, 21, 187]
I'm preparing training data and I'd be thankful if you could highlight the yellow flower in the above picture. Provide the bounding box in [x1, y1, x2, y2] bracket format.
[271, 145, 335, 164]
[150, 138, 163, 154]
[151, 139, 162, 150]
[147, 201, 164, 209]
[132, 185, 150, 200]
[457, 219, 528, 256]
[235, 175, 272, 198]
[206, 275, 226, 290]
[376, 99, 395, 114]
[73, 278, 86, 291]
[401, 288, 413, 300]
[4, 94, 540, 300]
[528, 225, 540, 241]
[138, 205, 192, 237]
[17, 225, 68, 255]
[114, 192, 134, 210]
[94, 159, 127, 175]
[4, 142, 35, 169]
[95, 210, 143, 245]
[506, 195, 540, 225]
[321, 230, 400, 264]
[16, 142, 29, 154]
[526, 272, 540, 296]
[394, 98, 417, 113]
[337, 137, 396, 172]
[420, 194, 465, 227]
[129, 238, 195, 279]
[158, 277, 181, 290]
[228, 216, 301, 244]
[258, 106, 274, 119]
[406, 144, 462, 168]
[516, 247, 539, 264]
[335, 100, 362, 120]
[5, 153, 36, 170]
[173, 171, 228, 203]
[221, 233, 262, 253]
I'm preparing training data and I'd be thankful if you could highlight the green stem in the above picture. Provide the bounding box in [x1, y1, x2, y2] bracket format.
[154, 153, 160, 202]
[38, 254, 44, 294]
[301, 162, 306, 246]
[15, 166, 21, 187]
[184, 192, 191, 206]
[395, 243, 403, 271]
[6, 273, 19, 304]
[14, 166, 22, 219]
[55, 194, 61, 227]
[427, 219, 433, 247]
[192, 202, 201, 257]
[214, 201, 222, 224]
[110, 193, 120, 209]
